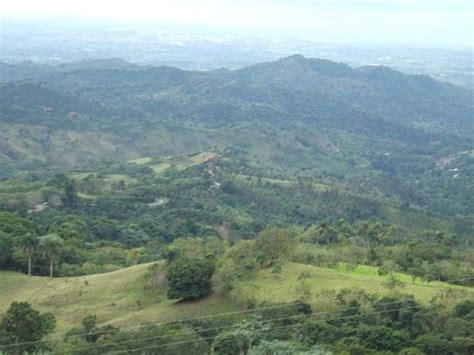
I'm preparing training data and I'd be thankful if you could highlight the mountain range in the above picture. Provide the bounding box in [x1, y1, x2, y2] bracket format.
[0, 55, 473, 218]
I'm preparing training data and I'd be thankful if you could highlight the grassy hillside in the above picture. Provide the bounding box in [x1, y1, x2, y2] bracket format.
[0, 263, 235, 333]
[232, 262, 471, 305]
[1, 261, 471, 334]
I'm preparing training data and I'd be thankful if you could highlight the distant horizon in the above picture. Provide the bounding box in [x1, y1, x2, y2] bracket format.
[1, 0, 473, 48]
[1, 18, 473, 52]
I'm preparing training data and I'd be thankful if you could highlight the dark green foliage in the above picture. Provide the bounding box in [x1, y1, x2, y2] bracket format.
[354, 324, 410, 352]
[414, 333, 453, 355]
[65, 315, 118, 344]
[0, 57, 472, 222]
[250, 340, 305, 354]
[0, 302, 56, 354]
[213, 332, 245, 355]
[0, 57, 473, 355]
[62, 321, 208, 355]
[0, 232, 13, 268]
[0, 159, 471, 284]
[0, 212, 36, 237]
[453, 300, 474, 321]
[257, 301, 312, 326]
[63, 182, 79, 209]
[166, 257, 215, 299]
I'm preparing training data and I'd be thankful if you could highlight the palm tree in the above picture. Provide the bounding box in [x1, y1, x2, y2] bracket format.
[18, 233, 39, 276]
[39, 234, 64, 278]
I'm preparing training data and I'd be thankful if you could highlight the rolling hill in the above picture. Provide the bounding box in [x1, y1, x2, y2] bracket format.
[1, 56, 473, 354]
[0, 56, 473, 221]
[1, 261, 471, 333]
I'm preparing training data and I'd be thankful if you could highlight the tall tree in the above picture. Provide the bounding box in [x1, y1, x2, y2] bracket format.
[63, 181, 79, 208]
[0, 231, 13, 269]
[255, 227, 293, 267]
[39, 234, 63, 278]
[18, 233, 39, 276]
[0, 302, 56, 353]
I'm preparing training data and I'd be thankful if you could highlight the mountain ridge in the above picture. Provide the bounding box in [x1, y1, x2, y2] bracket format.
[0, 55, 472, 218]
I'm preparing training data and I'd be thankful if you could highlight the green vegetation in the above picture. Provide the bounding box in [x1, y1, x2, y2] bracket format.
[0, 262, 234, 331]
[0, 57, 473, 353]
[0, 302, 56, 353]
[0, 57, 473, 220]
[167, 257, 215, 300]
[0, 258, 472, 353]
[0, 149, 472, 353]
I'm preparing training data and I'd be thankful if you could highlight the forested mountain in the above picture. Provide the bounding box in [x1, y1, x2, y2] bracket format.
[1, 56, 474, 354]
[1, 56, 473, 218]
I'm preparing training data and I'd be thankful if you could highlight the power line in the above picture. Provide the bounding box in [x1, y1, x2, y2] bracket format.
[0, 298, 321, 349]
[79, 280, 474, 353]
[2, 275, 472, 350]
[106, 304, 424, 354]
[61, 298, 415, 353]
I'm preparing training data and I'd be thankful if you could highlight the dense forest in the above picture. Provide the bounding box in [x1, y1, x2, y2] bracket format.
[0, 57, 473, 354]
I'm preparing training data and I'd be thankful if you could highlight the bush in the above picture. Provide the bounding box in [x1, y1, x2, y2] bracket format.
[213, 332, 246, 355]
[166, 257, 215, 300]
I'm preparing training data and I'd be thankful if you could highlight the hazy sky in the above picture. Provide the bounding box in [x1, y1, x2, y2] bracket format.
[1, 0, 473, 47]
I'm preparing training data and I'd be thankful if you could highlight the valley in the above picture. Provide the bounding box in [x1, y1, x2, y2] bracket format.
[0, 56, 473, 354]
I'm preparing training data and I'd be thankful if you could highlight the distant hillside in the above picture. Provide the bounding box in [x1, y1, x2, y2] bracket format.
[0, 56, 473, 218]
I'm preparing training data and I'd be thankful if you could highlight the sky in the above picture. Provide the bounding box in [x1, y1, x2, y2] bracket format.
[1, 0, 473, 47]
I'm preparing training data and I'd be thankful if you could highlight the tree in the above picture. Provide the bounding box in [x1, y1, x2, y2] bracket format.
[295, 275, 312, 301]
[303, 223, 339, 245]
[63, 181, 79, 208]
[382, 273, 406, 290]
[39, 234, 64, 277]
[255, 228, 293, 267]
[213, 316, 269, 355]
[212, 332, 246, 355]
[233, 316, 269, 352]
[414, 333, 452, 354]
[18, 233, 39, 276]
[356, 222, 396, 249]
[128, 248, 143, 265]
[0, 302, 56, 354]
[355, 324, 410, 352]
[49, 214, 91, 242]
[0, 212, 36, 237]
[166, 257, 215, 300]
[452, 300, 474, 320]
[0, 231, 13, 268]
[249, 340, 306, 354]
[65, 314, 118, 344]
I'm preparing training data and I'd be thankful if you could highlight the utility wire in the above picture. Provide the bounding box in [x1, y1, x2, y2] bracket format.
[2, 275, 472, 350]
[61, 298, 415, 353]
[106, 304, 424, 354]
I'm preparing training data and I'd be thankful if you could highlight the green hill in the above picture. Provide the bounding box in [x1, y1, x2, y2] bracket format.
[1, 56, 473, 219]
[0, 262, 234, 333]
[1, 261, 471, 333]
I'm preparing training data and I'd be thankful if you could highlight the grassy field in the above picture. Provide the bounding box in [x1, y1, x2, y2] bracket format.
[1, 261, 471, 334]
[232, 262, 472, 306]
[0, 263, 236, 333]
[148, 151, 215, 174]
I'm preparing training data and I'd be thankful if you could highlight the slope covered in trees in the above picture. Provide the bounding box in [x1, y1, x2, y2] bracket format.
[1, 56, 473, 220]
[1, 56, 473, 354]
